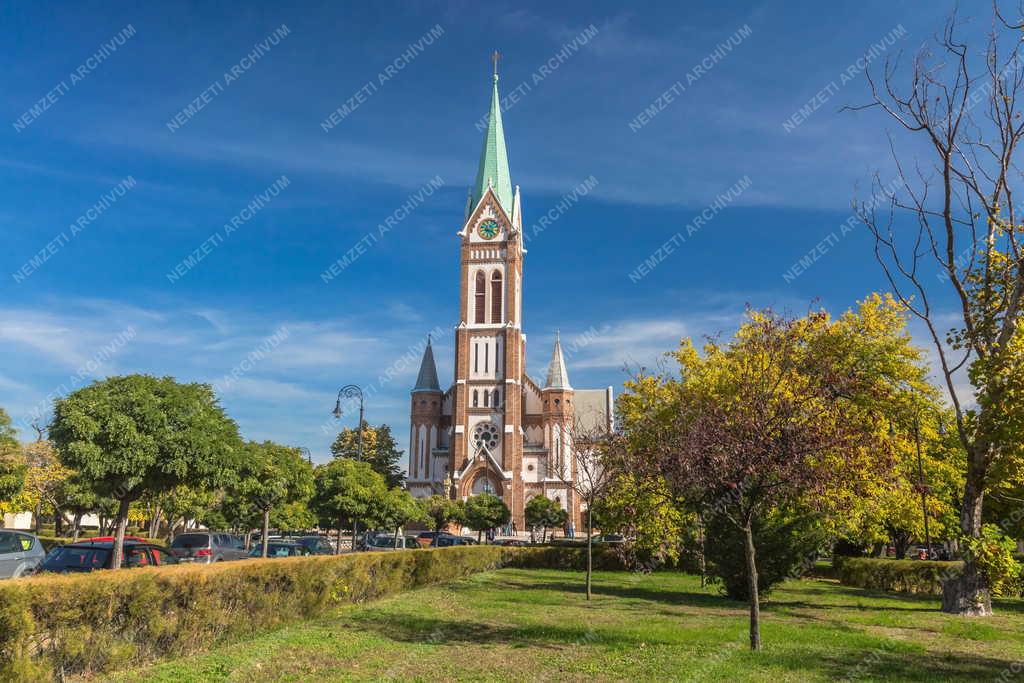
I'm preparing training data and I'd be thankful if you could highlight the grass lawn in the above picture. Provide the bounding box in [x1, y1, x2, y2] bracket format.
[106, 568, 1024, 682]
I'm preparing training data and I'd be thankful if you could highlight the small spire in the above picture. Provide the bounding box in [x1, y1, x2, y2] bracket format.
[413, 336, 441, 392]
[544, 332, 572, 390]
[491, 50, 501, 78]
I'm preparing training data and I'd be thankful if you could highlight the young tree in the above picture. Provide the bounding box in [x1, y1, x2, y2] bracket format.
[378, 488, 427, 547]
[629, 309, 894, 651]
[419, 494, 466, 532]
[849, 8, 1024, 614]
[49, 375, 242, 568]
[330, 422, 406, 488]
[19, 439, 70, 534]
[555, 416, 617, 600]
[524, 495, 565, 543]
[464, 493, 510, 542]
[233, 441, 315, 558]
[311, 458, 387, 553]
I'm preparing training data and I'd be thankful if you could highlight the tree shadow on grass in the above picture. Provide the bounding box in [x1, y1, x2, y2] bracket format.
[346, 611, 663, 649]
[770, 644, 1019, 682]
[501, 578, 737, 611]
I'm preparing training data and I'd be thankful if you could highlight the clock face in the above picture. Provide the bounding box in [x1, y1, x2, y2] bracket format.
[477, 219, 500, 240]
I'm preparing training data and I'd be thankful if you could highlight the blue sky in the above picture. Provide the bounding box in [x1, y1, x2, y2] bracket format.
[0, 0, 983, 460]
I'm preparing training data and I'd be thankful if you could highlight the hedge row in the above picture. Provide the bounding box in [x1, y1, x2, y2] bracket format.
[0, 546, 572, 681]
[836, 557, 963, 595]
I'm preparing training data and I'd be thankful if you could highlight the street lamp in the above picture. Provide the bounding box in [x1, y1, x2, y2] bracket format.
[332, 384, 365, 552]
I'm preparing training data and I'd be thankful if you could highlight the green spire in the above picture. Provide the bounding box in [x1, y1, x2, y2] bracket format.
[473, 72, 513, 215]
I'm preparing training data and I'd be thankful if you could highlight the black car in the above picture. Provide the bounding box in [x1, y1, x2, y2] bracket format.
[38, 540, 179, 573]
[295, 535, 335, 555]
[429, 533, 473, 548]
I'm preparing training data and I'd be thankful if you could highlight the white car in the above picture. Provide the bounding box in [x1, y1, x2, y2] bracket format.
[0, 530, 46, 578]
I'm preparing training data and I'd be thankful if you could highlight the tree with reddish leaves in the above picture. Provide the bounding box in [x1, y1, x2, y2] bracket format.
[626, 308, 898, 651]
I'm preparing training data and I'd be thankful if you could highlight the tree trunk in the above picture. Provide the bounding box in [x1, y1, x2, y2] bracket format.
[942, 465, 992, 615]
[261, 509, 270, 558]
[394, 526, 401, 548]
[335, 525, 342, 555]
[72, 513, 82, 543]
[149, 506, 162, 539]
[245, 531, 252, 551]
[698, 519, 707, 588]
[586, 507, 593, 601]
[351, 519, 359, 553]
[53, 506, 63, 536]
[111, 498, 131, 570]
[33, 501, 42, 534]
[742, 522, 762, 651]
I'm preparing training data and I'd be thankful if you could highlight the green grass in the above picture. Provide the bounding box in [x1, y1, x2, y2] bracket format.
[105, 569, 1024, 682]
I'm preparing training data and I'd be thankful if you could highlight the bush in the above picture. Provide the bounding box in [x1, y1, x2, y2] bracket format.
[0, 546, 557, 680]
[704, 510, 827, 601]
[837, 557, 963, 594]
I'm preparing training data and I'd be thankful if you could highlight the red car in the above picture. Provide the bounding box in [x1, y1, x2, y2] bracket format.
[73, 535, 148, 544]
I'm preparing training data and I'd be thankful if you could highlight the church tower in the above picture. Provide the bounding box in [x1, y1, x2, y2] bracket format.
[407, 59, 612, 533]
[450, 63, 526, 520]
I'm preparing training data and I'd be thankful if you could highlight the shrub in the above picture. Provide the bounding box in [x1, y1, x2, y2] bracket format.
[704, 510, 827, 601]
[0, 546, 558, 680]
[837, 557, 963, 595]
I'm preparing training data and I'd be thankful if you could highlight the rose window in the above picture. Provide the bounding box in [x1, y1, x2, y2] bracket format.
[472, 423, 500, 451]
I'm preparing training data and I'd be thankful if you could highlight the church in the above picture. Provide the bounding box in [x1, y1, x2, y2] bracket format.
[406, 63, 613, 531]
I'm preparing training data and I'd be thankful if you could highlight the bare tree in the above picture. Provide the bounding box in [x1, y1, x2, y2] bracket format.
[556, 413, 616, 601]
[847, 6, 1024, 615]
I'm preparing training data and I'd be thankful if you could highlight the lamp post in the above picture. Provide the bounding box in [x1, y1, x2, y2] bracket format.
[333, 384, 365, 552]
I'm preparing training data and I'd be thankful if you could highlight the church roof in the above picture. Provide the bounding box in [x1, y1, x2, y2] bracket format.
[412, 337, 441, 392]
[472, 74, 514, 216]
[543, 331, 572, 390]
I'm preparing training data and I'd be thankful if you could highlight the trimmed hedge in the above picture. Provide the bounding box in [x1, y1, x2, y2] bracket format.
[0, 546, 563, 680]
[836, 557, 962, 595]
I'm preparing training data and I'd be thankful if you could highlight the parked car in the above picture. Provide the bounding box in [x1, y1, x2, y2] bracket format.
[295, 535, 335, 555]
[429, 533, 473, 548]
[0, 530, 47, 579]
[413, 531, 445, 548]
[37, 540, 178, 573]
[249, 541, 312, 558]
[72, 535, 148, 544]
[591, 534, 626, 545]
[170, 532, 249, 564]
[364, 534, 420, 551]
[491, 538, 530, 547]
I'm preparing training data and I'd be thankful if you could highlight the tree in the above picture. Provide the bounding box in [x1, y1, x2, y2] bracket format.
[848, 8, 1024, 614]
[0, 408, 25, 505]
[330, 422, 405, 488]
[524, 495, 566, 543]
[311, 458, 387, 553]
[377, 488, 427, 546]
[419, 494, 466, 532]
[232, 441, 314, 558]
[627, 309, 897, 651]
[555, 416, 616, 600]
[463, 493, 510, 542]
[18, 439, 70, 534]
[49, 375, 242, 568]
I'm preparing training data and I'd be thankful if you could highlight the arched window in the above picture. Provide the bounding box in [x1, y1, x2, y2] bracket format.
[474, 272, 486, 323]
[493, 389, 500, 407]
[483, 390, 489, 407]
[472, 390, 479, 407]
[490, 271, 503, 323]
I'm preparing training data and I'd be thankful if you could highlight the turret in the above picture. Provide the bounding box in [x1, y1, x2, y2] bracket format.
[410, 337, 443, 481]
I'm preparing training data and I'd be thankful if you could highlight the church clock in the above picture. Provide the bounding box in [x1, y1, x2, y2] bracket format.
[477, 219, 500, 240]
